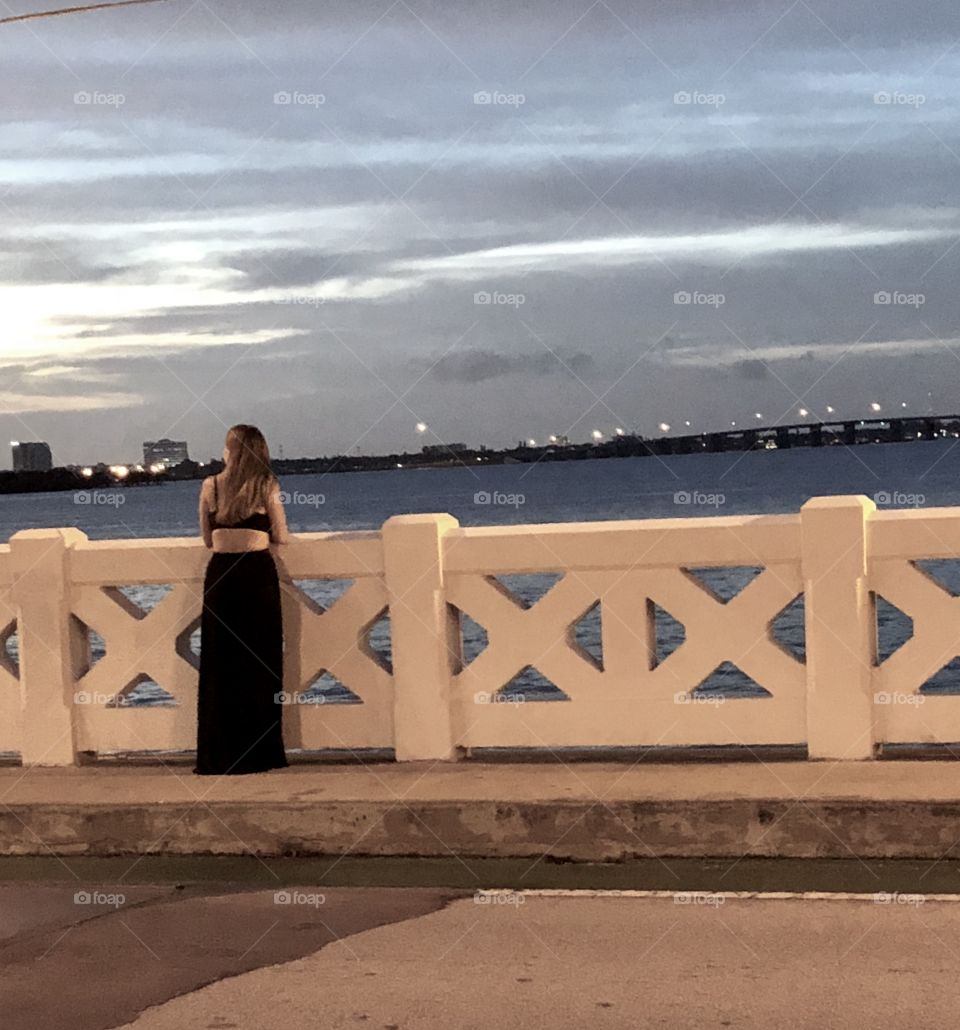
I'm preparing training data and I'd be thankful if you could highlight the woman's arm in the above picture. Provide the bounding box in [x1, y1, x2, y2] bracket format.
[267, 480, 290, 545]
[198, 477, 214, 549]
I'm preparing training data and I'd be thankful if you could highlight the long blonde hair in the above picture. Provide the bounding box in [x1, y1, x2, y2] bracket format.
[215, 424, 278, 522]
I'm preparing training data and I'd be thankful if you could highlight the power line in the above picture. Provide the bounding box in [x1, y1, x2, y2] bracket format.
[0, 0, 167, 27]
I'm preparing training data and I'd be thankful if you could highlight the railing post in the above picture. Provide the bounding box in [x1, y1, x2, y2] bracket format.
[9, 528, 87, 766]
[382, 513, 461, 761]
[800, 496, 876, 759]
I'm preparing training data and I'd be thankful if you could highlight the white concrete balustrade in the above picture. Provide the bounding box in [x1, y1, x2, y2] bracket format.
[3, 495, 960, 766]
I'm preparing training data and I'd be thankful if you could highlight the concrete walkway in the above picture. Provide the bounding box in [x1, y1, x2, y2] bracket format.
[4, 760, 960, 859]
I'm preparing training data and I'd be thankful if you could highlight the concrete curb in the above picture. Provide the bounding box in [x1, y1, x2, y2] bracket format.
[2, 796, 959, 860]
[6, 761, 960, 860]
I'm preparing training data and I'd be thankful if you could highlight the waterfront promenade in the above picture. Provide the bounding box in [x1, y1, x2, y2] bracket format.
[4, 493, 960, 863]
[6, 496, 960, 1028]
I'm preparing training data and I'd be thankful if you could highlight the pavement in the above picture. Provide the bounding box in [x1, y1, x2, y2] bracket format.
[7, 760, 960, 1027]
[6, 882, 960, 1029]
[6, 759, 960, 859]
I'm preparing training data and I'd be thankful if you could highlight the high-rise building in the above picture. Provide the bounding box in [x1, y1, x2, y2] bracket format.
[421, 442, 467, 457]
[11, 441, 53, 472]
[143, 438, 189, 468]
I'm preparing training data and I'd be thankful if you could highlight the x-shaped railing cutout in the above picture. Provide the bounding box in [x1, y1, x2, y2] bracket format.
[0, 591, 19, 751]
[873, 560, 960, 694]
[281, 578, 392, 702]
[448, 572, 607, 700]
[73, 583, 199, 704]
[448, 564, 804, 703]
[639, 565, 804, 701]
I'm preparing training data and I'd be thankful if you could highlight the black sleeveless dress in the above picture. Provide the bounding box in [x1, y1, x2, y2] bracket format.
[194, 477, 288, 775]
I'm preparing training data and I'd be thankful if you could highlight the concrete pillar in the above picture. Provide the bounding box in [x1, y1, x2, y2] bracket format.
[382, 514, 461, 761]
[9, 528, 87, 766]
[800, 496, 875, 759]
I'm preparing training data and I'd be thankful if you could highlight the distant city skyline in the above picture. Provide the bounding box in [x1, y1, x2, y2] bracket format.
[3, 0, 960, 465]
[8, 398, 959, 472]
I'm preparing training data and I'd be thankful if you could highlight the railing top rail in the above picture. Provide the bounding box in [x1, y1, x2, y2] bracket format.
[68, 528, 383, 550]
[444, 512, 801, 575]
[870, 505, 960, 559]
[454, 511, 800, 536]
[67, 529, 386, 585]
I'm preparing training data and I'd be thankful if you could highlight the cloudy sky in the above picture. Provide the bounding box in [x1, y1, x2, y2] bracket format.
[2, 0, 959, 465]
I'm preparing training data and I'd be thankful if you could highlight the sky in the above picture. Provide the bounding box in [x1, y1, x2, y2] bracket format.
[2, 0, 959, 465]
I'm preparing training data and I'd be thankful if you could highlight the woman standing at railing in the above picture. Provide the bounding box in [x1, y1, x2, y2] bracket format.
[194, 424, 290, 775]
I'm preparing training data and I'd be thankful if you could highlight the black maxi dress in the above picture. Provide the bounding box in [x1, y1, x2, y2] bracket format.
[194, 480, 288, 775]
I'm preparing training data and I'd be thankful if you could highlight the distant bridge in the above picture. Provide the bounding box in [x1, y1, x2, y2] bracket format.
[586, 414, 960, 458]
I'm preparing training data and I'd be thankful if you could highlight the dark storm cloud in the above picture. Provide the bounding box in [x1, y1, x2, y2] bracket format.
[412, 348, 595, 384]
[732, 359, 771, 381]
